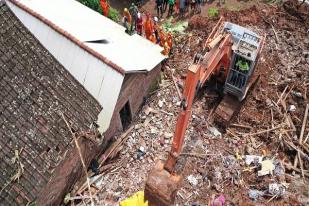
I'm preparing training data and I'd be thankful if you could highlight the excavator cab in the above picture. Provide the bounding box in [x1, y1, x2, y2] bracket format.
[223, 22, 262, 101]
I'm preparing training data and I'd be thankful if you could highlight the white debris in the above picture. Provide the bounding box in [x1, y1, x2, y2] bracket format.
[288, 105, 296, 112]
[208, 127, 221, 137]
[258, 159, 275, 176]
[268, 183, 286, 197]
[245, 155, 263, 165]
[158, 100, 164, 108]
[187, 175, 198, 186]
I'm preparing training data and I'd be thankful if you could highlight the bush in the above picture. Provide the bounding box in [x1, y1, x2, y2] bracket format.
[207, 8, 219, 18]
[79, 0, 102, 13]
[78, 0, 119, 22]
[108, 7, 120, 22]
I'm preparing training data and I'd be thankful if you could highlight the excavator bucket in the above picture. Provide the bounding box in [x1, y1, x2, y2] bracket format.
[144, 161, 182, 206]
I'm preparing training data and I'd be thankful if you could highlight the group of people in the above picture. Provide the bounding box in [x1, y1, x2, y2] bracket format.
[157, 0, 203, 18]
[122, 3, 173, 56]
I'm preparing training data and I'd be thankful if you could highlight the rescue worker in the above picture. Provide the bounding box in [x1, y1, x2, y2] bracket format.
[168, 0, 175, 16]
[129, 3, 138, 32]
[163, 0, 168, 12]
[153, 17, 160, 43]
[144, 13, 154, 40]
[158, 30, 166, 47]
[100, 0, 109, 16]
[136, 12, 143, 35]
[156, 0, 163, 18]
[236, 59, 249, 72]
[149, 34, 157, 44]
[123, 8, 132, 33]
[167, 32, 173, 54]
[235, 58, 249, 88]
[161, 42, 170, 56]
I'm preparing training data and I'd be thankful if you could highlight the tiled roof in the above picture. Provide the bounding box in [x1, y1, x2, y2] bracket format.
[0, 2, 102, 205]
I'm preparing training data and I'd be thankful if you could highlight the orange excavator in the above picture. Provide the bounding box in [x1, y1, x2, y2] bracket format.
[144, 18, 265, 206]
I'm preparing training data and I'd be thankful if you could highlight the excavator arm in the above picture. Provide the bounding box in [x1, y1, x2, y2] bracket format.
[164, 32, 233, 173]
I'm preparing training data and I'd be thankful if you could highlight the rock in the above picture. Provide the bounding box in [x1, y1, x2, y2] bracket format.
[158, 100, 164, 108]
[248, 189, 264, 201]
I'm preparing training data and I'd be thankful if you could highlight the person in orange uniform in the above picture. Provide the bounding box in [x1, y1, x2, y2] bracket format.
[158, 29, 166, 47]
[144, 13, 154, 40]
[100, 0, 109, 16]
[167, 32, 173, 52]
[161, 42, 170, 56]
[123, 8, 132, 33]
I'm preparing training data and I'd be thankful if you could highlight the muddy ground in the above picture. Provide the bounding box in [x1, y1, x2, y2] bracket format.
[70, 1, 309, 205]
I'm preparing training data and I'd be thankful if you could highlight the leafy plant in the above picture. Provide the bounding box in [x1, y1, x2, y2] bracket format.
[108, 7, 120, 22]
[207, 8, 219, 18]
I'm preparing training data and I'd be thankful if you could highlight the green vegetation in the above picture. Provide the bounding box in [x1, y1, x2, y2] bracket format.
[78, 0, 120, 22]
[162, 17, 188, 34]
[108, 7, 120, 22]
[79, 0, 102, 13]
[207, 8, 219, 18]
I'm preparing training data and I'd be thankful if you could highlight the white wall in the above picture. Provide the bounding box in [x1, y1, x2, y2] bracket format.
[8, 1, 124, 133]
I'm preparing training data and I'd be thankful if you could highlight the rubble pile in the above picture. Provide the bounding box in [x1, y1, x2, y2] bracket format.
[70, 1, 308, 205]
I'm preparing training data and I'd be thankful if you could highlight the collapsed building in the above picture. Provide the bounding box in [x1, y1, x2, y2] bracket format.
[0, 0, 165, 205]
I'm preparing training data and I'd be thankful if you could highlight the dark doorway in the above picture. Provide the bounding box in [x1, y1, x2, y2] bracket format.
[119, 101, 132, 130]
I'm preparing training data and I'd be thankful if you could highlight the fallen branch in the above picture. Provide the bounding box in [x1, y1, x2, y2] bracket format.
[170, 69, 182, 100]
[61, 113, 95, 206]
[243, 125, 283, 137]
[180, 152, 216, 158]
[283, 162, 309, 177]
[299, 104, 308, 144]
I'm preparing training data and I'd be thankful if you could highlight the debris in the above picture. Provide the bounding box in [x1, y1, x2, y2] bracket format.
[158, 100, 164, 108]
[287, 105, 296, 112]
[258, 159, 275, 176]
[211, 194, 225, 206]
[245, 155, 263, 166]
[248, 189, 265, 201]
[187, 175, 198, 186]
[208, 127, 221, 137]
[268, 183, 286, 197]
[137, 146, 146, 160]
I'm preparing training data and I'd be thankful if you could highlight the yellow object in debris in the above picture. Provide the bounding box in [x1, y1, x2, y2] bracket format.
[120, 191, 148, 206]
[235, 152, 242, 161]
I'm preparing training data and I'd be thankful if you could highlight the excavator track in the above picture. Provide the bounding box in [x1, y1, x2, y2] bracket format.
[213, 75, 260, 128]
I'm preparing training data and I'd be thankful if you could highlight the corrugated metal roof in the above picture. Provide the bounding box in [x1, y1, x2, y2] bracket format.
[8, 0, 166, 73]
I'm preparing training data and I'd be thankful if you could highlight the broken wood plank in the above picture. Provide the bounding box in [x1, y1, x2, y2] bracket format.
[61, 113, 95, 206]
[99, 125, 134, 168]
[230, 123, 253, 130]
